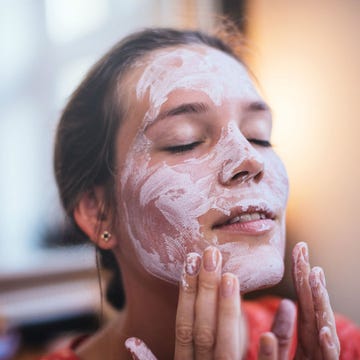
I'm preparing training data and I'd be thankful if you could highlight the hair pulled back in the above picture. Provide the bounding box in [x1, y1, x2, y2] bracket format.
[54, 27, 242, 309]
[54, 28, 240, 218]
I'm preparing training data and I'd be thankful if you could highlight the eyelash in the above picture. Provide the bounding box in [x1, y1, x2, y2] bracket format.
[163, 141, 203, 154]
[163, 138, 271, 154]
[247, 138, 272, 147]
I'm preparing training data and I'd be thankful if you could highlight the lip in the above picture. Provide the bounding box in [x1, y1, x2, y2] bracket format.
[212, 205, 277, 236]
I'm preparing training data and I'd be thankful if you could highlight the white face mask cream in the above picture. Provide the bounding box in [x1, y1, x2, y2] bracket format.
[117, 45, 289, 293]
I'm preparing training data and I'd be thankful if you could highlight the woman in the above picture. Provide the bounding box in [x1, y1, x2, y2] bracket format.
[42, 28, 360, 359]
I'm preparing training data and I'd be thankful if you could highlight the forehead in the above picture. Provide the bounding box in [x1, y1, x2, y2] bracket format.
[137, 45, 258, 104]
[123, 45, 258, 99]
[118, 45, 262, 132]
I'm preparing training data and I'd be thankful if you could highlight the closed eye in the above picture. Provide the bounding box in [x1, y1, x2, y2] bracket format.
[247, 138, 272, 147]
[163, 141, 203, 154]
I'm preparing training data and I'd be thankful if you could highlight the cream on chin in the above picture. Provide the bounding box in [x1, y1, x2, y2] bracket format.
[120, 127, 287, 284]
[118, 46, 289, 288]
[220, 242, 285, 293]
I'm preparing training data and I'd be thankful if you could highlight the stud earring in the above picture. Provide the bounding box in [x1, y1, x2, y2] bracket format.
[101, 230, 112, 242]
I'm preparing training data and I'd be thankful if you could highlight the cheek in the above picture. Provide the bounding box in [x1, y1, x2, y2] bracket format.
[120, 151, 214, 283]
[264, 151, 289, 208]
[262, 151, 289, 252]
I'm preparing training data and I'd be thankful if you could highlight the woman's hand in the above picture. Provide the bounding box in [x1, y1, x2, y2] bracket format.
[125, 242, 341, 359]
[256, 242, 341, 360]
[292, 242, 340, 359]
[174, 246, 246, 359]
[258, 299, 297, 360]
[126, 246, 247, 359]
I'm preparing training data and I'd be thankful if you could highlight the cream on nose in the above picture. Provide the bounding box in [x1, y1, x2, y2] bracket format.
[219, 156, 264, 185]
[217, 123, 265, 186]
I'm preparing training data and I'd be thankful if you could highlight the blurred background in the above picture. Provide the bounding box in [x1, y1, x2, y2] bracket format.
[1, 0, 359, 358]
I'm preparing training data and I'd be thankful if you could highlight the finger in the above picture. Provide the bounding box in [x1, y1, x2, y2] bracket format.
[174, 252, 201, 360]
[292, 242, 318, 349]
[309, 267, 340, 354]
[214, 273, 241, 359]
[292, 242, 314, 322]
[319, 326, 340, 360]
[271, 299, 296, 360]
[194, 246, 222, 359]
[258, 332, 278, 360]
[125, 337, 157, 360]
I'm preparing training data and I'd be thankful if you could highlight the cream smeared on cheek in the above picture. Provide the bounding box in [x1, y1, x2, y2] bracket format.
[120, 47, 289, 290]
[121, 122, 288, 288]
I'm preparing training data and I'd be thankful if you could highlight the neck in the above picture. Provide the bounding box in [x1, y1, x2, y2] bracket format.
[119, 265, 179, 359]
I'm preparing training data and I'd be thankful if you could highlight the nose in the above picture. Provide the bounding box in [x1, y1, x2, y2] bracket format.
[218, 131, 264, 186]
[219, 157, 264, 185]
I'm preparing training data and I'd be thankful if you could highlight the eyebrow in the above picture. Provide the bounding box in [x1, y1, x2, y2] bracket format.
[150, 102, 210, 125]
[146, 100, 271, 130]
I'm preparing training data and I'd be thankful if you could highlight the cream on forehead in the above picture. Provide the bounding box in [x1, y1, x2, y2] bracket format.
[118, 46, 289, 288]
[135, 47, 259, 126]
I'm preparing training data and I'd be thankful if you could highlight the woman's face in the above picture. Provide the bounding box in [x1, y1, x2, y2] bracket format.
[115, 45, 289, 293]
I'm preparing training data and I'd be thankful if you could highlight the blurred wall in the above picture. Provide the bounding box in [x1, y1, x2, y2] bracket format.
[246, 0, 360, 323]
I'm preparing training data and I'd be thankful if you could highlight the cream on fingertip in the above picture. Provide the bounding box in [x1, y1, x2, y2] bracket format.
[185, 252, 201, 276]
[125, 337, 157, 360]
[320, 326, 335, 348]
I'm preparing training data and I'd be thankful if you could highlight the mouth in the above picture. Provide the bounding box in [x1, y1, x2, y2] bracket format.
[212, 205, 276, 235]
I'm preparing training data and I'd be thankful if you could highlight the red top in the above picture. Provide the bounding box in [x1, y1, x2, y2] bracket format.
[41, 297, 360, 360]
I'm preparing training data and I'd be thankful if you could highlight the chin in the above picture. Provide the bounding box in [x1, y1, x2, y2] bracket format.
[221, 243, 285, 294]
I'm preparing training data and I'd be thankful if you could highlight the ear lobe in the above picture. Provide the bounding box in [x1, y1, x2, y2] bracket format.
[73, 187, 117, 250]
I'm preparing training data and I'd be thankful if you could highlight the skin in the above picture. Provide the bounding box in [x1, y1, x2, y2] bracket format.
[73, 44, 340, 359]
[117, 45, 288, 293]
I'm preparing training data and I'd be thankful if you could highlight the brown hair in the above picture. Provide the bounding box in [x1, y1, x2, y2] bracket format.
[54, 28, 241, 218]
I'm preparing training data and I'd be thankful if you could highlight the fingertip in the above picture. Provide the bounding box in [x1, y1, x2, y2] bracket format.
[259, 332, 277, 358]
[124, 337, 157, 360]
[124, 337, 140, 360]
[295, 241, 308, 249]
[184, 252, 201, 276]
[310, 266, 326, 286]
[296, 242, 309, 261]
[292, 241, 307, 255]
[181, 253, 201, 291]
[279, 298, 297, 324]
[309, 266, 327, 299]
[202, 246, 222, 272]
[279, 298, 296, 312]
[272, 299, 296, 340]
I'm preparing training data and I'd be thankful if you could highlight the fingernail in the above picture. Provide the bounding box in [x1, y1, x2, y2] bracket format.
[310, 267, 324, 297]
[203, 246, 220, 272]
[185, 252, 201, 276]
[300, 242, 309, 263]
[319, 267, 326, 288]
[221, 274, 235, 298]
[320, 326, 334, 348]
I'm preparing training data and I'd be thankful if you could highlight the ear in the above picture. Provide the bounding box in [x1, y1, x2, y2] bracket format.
[73, 187, 117, 250]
